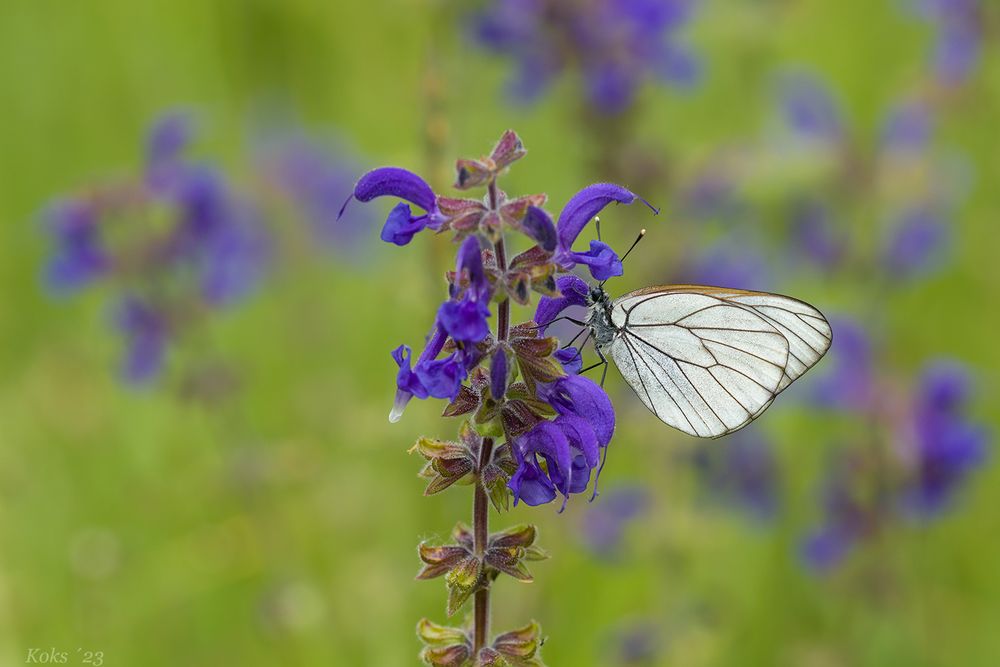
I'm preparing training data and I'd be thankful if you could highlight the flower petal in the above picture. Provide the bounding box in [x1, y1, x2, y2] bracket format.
[380, 202, 428, 246]
[438, 296, 491, 344]
[545, 374, 615, 446]
[340, 166, 437, 221]
[520, 205, 558, 252]
[556, 182, 656, 250]
[570, 240, 623, 281]
[534, 274, 589, 333]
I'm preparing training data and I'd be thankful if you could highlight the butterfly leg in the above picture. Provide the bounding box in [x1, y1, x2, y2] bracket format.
[579, 346, 609, 387]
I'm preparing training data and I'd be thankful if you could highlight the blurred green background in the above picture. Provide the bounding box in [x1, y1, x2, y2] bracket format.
[1, 1, 999, 665]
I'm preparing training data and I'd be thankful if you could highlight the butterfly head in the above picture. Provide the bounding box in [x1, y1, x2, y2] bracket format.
[588, 285, 610, 307]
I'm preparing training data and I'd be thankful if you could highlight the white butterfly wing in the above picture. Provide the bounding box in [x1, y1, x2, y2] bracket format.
[602, 285, 831, 438]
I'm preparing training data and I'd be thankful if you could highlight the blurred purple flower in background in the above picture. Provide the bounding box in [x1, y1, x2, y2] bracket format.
[779, 73, 843, 143]
[809, 317, 874, 412]
[803, 360, 988, 572]
[801, 450, 882, 572]
[908, 0, 983, 87]
[579, 486, 649, 558]
[883, 206, 949, 279]
[469, 0, 700, 115]
[790, 200, 846, 272]
[898, 362, 988, 516]
[41, 112, 271, 385]
[691, 427, 780, 521]
[673, 240, 771, 290]
[43, 198, 110, 293]
[255, 130, 376, 255]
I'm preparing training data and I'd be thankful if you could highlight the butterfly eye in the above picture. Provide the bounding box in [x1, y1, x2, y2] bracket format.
[589, 287, 603, 303]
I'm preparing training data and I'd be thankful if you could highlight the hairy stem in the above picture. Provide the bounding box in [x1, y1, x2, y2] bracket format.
[473, 178, 510, 654]
[473, 436, 494, 652]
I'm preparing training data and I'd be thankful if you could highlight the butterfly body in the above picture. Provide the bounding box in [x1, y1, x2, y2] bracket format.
[582, 283, 832, 439]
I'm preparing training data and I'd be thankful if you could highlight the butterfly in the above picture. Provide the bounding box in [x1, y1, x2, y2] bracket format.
[579, 281, 832, 438]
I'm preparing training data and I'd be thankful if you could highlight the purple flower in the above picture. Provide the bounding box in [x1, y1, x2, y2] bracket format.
[534, 274, 589, 333]
[43, 198, 109, 293]
[168, 165, 270, 305]
[510, 374, 615, 507]
[553, 183, 658, 280]
[899, 362, 987, 516]
[910, 0, 982, 86]
[579, 486, 649, 557]
[801, 452, 878, 572]
[389, 322, 467, 422]
[340, 167, 442, 246]
[197, 204, 271, 306]
[255, 131, 374, 253]
[883, 207, 949, 279]
[779, 74, 842, 142]
[469, 0, 699, 115]
[809, 318, 874, 412]
[439, 236, 492, 345]
[146, 112, 193, 191]
[790, 200, 845, 271]
[115, 296, 168, 384]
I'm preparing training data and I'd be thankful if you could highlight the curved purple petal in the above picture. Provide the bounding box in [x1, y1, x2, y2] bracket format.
[438, 296, 491, 344]
[534, 274, 589, 332]
[349, 166, 436, 212]
[546, 374, 615, 446]
[556, 183, 649, 250]
[456, 235, 488, 298]
[521, 205, 558, 252]
[415, 353, 465, 401]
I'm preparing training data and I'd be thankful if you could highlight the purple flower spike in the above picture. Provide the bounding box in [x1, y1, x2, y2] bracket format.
[342, 167, 441, 246]
[900, 361, 988, 516]
[534, 274, 589, 333]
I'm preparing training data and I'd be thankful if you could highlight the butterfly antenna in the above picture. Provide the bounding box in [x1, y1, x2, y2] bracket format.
[620, 228, 646, 265]
[599, 228, 646, 289]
